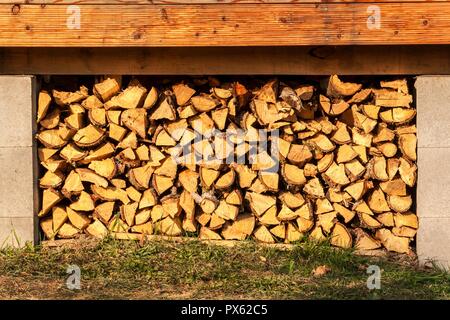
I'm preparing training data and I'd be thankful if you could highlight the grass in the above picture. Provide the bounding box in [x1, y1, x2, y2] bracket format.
[0, 237, 448, 299]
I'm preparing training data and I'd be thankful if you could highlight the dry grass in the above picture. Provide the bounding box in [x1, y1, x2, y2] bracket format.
[0, 238, 448, 300]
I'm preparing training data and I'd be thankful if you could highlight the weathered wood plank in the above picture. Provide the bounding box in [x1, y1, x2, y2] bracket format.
[2, 0, 449, 4]
[0, 4, 449, 46]
[2, 46, 450, 75]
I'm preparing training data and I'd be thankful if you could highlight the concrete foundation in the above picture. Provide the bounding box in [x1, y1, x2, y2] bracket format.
[0, 76, 37, 247]
[416, 76, 450, 270]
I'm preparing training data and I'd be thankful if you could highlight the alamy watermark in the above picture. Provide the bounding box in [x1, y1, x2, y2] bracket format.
[366, 265, 381, 290]
[67, 5, 81, 30]
[367, 5, 381, 30]
[66, 264, 81, 290]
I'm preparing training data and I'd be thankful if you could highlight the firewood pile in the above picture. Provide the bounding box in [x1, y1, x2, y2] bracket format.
[36, 75, 418, 253]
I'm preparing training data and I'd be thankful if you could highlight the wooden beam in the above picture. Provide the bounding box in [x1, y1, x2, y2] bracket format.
[2, 46, 450, 75]
[2, 1, 450, 4]
[0, 4, 450, 46]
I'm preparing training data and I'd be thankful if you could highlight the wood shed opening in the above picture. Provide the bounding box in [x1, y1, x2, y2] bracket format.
[35, 75, 418, 254]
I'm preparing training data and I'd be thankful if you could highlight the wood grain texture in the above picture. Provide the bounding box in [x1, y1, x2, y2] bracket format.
[2, 46, 450, 74]
[2, 1, 449, 4]
[0, 4, 450, 46]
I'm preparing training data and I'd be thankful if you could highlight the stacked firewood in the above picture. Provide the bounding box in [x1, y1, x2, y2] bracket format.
[36, 75, 418, 253]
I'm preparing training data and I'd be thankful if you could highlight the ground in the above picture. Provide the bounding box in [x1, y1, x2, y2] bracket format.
[0, 238, 448, 299]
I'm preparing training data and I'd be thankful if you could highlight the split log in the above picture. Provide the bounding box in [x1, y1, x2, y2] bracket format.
[330, 223, 352, 248]
[375, 229, 410, 254]
[327, 75, 362, 98]
[86, 220, 109, 239]
[94, 77, 121, 102]
[172, 83, 195, 107]
[73, 125, 106, 148]
[354, 228, 381, 250]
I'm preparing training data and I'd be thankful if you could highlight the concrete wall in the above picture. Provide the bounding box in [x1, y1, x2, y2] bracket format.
[416, 76, 450, 270]
[0, 76, 38, 247]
